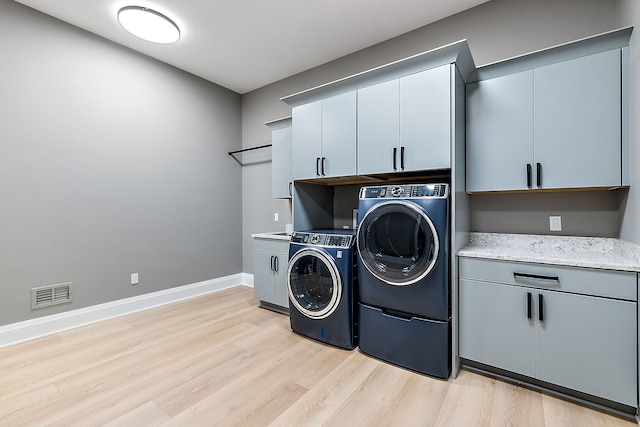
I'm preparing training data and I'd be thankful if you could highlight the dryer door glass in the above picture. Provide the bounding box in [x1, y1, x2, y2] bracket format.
[357, 200, 439, 286]
[287, 248, 342, 319]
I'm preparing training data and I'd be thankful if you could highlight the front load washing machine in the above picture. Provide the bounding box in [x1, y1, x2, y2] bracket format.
[287, 230, 357, 350]
[356, 183, 450, 378]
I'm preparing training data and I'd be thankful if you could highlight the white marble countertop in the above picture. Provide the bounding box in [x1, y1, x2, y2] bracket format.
[458, 233, 640, 272]
[251, 232, 291, 241]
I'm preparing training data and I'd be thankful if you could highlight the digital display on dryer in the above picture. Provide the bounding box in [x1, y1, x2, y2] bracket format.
[412, 185, 435, 197]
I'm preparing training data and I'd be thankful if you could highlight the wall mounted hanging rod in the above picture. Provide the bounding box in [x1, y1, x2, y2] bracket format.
[228, 143, 272, 156]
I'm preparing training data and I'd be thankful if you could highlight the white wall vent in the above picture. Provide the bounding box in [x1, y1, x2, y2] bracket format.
[31, 283, 73, 309]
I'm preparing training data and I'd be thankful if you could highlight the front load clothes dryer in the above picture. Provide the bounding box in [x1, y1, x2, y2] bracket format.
[287, 230, 357, 350]
[356, 183, 451, 378]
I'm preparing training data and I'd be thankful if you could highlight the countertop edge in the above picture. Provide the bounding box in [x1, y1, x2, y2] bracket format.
[251, 233, 291, 241]
[457, 233, 640, 273]
[457, 251, 640, 273]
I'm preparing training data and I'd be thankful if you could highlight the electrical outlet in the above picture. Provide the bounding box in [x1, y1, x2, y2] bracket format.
[131, 273, 139, 285]
[549, 216, 562, 232]
[274, 213, 279, 222]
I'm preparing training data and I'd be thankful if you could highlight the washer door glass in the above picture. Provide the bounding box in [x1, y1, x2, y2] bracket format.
[287, 248, 342, 319]
[357, 200, 439, 286]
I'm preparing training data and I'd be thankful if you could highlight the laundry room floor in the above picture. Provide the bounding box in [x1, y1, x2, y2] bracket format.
[0, 285, 634, 426]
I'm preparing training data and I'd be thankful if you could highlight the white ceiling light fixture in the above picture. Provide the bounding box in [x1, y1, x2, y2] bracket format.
[117, 6, 180, 44]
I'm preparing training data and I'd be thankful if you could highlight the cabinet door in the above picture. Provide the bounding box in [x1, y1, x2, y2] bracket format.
[459, 279, 535, 377]
[400, 65, 451, 171]
[271, 125, 293, 198]
[273, 253, 290, 308]
[253, 251, 276, 304]
[321, 91, 357, 178]
[466, 70, 534, 192]
[534, 49, 621, 189]
[292, 101, 322, 180]
[535, 290, 637, 406]
[357, 79, 400, 175]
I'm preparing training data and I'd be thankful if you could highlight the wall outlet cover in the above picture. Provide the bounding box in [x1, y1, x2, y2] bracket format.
[549, 216, 562, 232]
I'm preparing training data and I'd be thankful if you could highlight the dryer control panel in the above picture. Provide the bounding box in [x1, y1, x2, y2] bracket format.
[360, 183, 449, 199]
[291, 232, 354, 248]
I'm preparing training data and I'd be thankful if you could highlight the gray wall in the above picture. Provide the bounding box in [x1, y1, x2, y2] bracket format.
[618, 0, 640, 244]
[0, 1, 242, 325]
[241, 0, 621, 273]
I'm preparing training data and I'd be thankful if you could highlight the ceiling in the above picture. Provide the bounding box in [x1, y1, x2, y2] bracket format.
[14, 0, 489, 94]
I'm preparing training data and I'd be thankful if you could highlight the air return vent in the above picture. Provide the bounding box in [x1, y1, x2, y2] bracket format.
[31, 283, 73, 309]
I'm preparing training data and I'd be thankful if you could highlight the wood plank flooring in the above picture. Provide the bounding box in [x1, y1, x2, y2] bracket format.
[0, 285, 635, 426]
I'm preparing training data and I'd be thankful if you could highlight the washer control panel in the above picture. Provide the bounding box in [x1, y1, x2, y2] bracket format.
[359, 183, 449, 199]
[291, 232, 354, 248]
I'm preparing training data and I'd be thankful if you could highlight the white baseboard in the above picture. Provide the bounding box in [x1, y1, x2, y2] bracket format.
[0, 272, 255, 349]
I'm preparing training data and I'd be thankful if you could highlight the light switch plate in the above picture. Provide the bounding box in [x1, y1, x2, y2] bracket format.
[549, 216, 562, 231]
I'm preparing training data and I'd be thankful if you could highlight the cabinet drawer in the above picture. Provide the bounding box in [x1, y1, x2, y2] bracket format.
[254, 238, 290, 255]
[459, 258, 636, 301]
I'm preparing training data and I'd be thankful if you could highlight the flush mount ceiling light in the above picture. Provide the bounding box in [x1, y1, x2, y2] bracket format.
[117, 6, 180, 44]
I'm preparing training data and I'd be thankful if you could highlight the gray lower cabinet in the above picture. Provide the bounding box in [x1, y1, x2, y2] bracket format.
[253, 238, 289, 312]
[357, 65, 452, 175]
[466, 48, 624, 192]
[291, 91, 356, 180]
[459, 258, 637, 407]
[266, 117, 293, 199]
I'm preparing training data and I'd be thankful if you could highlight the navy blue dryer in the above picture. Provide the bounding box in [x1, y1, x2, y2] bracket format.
[357, 184, 450, 320]
[356, 183, 451, 378]
[287, 230, 357, 350]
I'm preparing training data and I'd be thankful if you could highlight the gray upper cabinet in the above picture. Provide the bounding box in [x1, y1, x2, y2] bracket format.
[322, 91, 357, 177]
[292, 101, 322, 180]
[400, 65, 452, 171]
[292, 91, 356, 180]
[534, 49, 621, 189]
[358, 65, 452, 175]
[283, 40, 475, 182]
[267, 117, 293, 199]
[357, 79, 400, 175]
[466, 70, 533, 192]
[467, 47, 625, 193]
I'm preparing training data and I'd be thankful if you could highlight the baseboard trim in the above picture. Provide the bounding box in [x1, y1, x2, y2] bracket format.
[0, 272, 255, 349]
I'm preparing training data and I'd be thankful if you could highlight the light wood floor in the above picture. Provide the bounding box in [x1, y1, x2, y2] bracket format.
[0, 286, 635, 426]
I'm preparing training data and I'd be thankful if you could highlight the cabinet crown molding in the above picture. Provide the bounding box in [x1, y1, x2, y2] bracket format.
[281, 39, 474, 107]
[469, 26, 633, 83]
